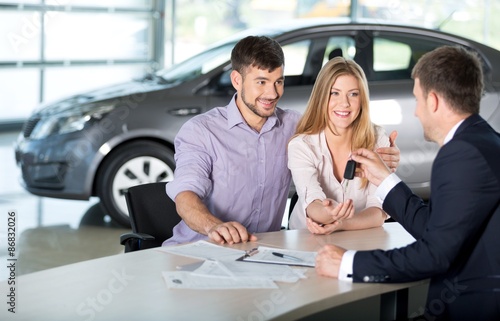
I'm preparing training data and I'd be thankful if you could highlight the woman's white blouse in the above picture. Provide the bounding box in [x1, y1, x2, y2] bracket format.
[287, 126, 389, 229]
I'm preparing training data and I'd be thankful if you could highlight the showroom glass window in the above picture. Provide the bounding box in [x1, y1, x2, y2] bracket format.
[0, 0, 156, 123]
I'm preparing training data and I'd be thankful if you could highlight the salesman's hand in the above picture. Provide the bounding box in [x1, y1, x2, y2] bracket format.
[315, 244, 347, 278]
[376, 130, 400, 173]
[208, 221, 257, 245]
[351, 148, 392, 187]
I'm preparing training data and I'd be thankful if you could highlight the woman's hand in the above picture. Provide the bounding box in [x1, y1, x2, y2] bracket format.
[306, 216, 344, 235]
[305, 199, 353, 234]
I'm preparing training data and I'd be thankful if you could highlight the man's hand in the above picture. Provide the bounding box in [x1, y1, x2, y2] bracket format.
[175, 191, 257, 245]
[207, 221, 258, 245]
[376, 130, 400, 173]
[315, 244, 347, 278]
[351, 148, 392, 186]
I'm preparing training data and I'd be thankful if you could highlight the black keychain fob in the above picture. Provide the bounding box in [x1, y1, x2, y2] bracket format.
[343, 159, 357, 180]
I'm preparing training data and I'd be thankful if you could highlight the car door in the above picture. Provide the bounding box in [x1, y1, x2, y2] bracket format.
[279, 27, 446, 198]
[365, 31, 440, 195]
[360, 29, 471, 197]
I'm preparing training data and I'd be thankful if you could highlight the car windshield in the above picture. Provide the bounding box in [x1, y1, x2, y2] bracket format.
[156, 42, 237, 84]
[154, 24, 289, 85]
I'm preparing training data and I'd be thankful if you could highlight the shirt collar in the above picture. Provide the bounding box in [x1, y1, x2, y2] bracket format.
[227, 94, 244, 129]
[443, 119, 465, 145]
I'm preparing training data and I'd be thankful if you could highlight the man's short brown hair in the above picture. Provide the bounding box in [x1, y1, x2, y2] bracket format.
[412, 45, 483, 115]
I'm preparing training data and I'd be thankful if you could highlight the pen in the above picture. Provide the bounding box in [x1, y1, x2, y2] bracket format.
[272, 252, 303, 262]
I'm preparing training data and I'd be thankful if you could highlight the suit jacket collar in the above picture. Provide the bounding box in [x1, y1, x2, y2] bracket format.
[453, 114, 485, 138]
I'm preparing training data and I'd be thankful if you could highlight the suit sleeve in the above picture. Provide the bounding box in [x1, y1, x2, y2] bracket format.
[383, 182, 429, 239]
[352, 140, 500, 283]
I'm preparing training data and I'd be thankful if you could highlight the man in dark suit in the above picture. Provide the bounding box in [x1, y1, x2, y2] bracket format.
[314, 45, 500, 320]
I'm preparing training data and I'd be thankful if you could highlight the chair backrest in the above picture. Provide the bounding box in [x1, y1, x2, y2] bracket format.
[287, 192, 299, 229]
[328, 48, 343, 60]
[125, 182, 181, 249]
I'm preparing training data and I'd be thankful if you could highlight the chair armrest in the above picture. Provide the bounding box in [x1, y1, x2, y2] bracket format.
[120, 232, 155, 245]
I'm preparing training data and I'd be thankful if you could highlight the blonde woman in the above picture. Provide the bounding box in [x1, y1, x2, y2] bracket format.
[288, 57, 395, 233]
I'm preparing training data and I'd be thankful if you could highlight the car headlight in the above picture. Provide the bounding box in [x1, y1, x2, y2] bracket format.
[30, 104, 115, 139]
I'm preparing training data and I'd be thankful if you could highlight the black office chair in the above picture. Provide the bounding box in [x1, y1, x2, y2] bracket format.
[119, 182, 181, 252]
[285, 192, 299, 230]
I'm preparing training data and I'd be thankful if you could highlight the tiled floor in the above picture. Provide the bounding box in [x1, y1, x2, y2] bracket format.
[0, 130, 130, 281]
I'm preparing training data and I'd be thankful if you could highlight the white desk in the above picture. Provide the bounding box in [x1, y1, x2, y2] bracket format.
[0, 223, 427, 321]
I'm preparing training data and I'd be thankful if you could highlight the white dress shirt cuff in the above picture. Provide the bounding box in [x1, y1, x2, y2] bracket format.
[375, 173, 401, 203]
[338, 250, 356, 281]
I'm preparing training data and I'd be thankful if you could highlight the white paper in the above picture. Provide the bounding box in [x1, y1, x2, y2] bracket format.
[159, 240, 245, 261]
[162, 271, 278, 289]
[192, 260, 307, 283]
[160, 241, 313, 289]
[192, 260, 235, 277]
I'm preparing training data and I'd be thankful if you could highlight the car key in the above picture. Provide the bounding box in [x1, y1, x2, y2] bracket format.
[342, 160, 357, 202]
[343, 159, 357, 180]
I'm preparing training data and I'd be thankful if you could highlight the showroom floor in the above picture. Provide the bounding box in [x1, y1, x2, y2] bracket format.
[0, 130, 130, 281]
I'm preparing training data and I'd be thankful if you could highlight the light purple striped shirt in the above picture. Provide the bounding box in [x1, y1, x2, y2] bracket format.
[163, 95, 301, 245]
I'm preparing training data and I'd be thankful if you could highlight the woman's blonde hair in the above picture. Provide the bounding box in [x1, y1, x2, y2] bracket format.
[294, 57, 377, 188]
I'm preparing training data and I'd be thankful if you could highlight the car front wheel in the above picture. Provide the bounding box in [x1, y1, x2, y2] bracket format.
[96, 140, 175, 227]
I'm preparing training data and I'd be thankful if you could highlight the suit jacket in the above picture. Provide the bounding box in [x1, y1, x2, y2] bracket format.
[353, 114, 500, 320]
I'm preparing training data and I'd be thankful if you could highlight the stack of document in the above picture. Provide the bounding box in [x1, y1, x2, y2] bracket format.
[158, 241, 316, 290]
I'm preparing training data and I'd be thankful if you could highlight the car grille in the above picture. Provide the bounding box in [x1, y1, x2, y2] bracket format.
[22, 117, 40, 138]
